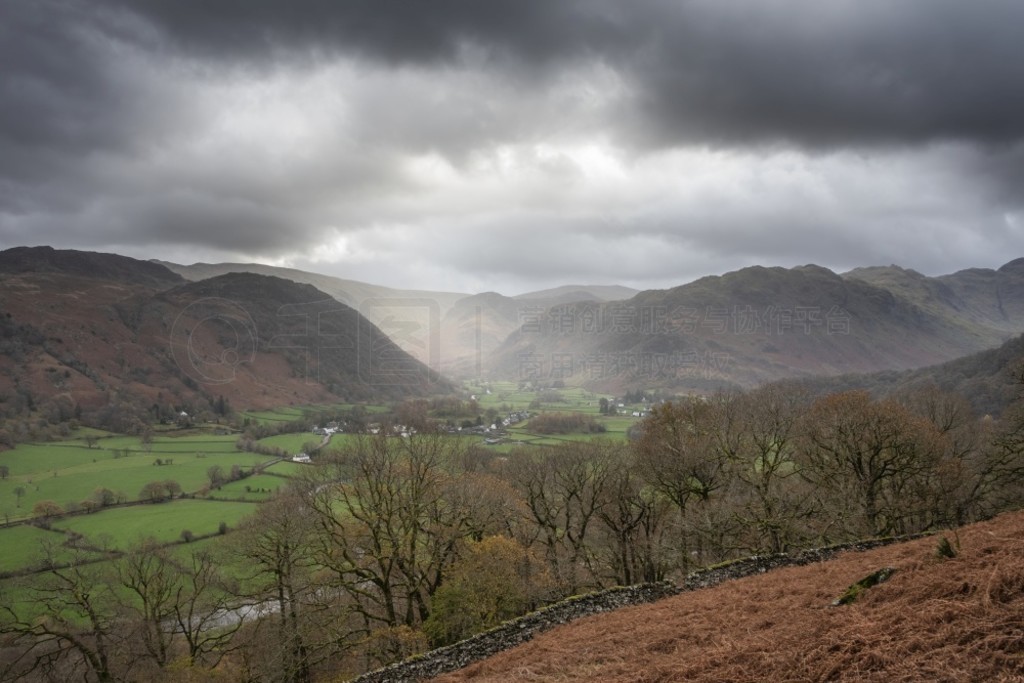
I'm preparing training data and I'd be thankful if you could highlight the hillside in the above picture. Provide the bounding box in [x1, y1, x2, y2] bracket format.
[437, 292, 525, 376]
[159, 260, 468, 316]
[845, 259, 1024, 336]
[8, 248, 1024, 401]
[2, 246, 185, 289]
[0, 249, 447, 432]
[159, 260, 469, 369]
[160, 263, 640, 377]
[486, 262, 1024, 392]
[514, 284, 640, 305]
[433, 509, 1024, 683]
[797, 333, 1024, 416]
[156, 272, 449, 403]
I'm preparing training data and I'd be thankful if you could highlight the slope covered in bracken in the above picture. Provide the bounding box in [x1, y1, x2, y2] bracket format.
[434, 510, 1024, 683]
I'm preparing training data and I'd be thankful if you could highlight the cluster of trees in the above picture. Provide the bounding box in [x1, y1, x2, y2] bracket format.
[527, 412, 607, 434]
[0, 383, 233, 453]
[0, 387, 79, 448]
[138, 480, 182, 503]
[3, 381, 1023, 682]
[23, 487, 126, 525]
[621, 389, 651, 404]
[0, 543, 245, 682]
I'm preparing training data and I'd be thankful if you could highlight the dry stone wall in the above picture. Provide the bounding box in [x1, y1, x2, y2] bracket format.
[350, 535, 927, 683]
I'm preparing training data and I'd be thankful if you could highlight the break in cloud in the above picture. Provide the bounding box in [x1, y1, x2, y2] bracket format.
[2, 0, 1023, 294]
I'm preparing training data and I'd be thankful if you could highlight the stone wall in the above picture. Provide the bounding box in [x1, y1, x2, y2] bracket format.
[679, 537, 922, 591]
[349, 582, 680, 683]
[349, 535, 927, 683]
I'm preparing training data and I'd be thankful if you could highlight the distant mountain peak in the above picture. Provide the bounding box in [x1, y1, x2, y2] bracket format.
[845, 264, 927, 279]
[514, 284, 639, 302]
[792, 263, 844, 280]
[0, 246, 184, 288]
[998, 257, 1024, 274]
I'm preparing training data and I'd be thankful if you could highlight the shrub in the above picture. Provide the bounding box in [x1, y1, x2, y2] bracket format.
[936, 535, 958, 559]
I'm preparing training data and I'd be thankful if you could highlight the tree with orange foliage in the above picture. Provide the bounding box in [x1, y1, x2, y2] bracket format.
[422, 535, 554, 646]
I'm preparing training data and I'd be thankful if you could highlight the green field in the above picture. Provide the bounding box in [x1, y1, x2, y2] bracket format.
[0, 395, 636, 580]
[53, 500, 259, 548]
[0, 434, 277, 523]
[240, 402, 388, 426]
[257, 432, 320, 454]
[241, 406, 310, 424]
[0, 525, 76, 573]
[466, 381, 610, 413]
[262, 460, 309, 477]
[0, 419, 308, 581]
[207, 473, 291, 501]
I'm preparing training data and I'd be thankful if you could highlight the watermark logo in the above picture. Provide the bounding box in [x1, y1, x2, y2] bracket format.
[169, 298, 258, 385]
[517, 303, 852, 337]
[266, 300, 357, 386]
[358, 298, 441, 386]
[517, 350, 733, 381]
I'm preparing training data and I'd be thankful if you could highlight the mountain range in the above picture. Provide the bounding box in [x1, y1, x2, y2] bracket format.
[0, 247, 445, 431]
[159, 260, 639, 374]
[3, 246, 1024, 420]
[488, 260, 1024, 392]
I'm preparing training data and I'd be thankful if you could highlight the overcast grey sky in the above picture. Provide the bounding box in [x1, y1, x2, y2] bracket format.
[2, 0, 1023, 295]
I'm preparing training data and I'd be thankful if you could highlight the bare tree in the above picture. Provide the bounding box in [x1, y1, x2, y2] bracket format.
[723, 384, 817, 553]
[115, 541, 179, 674]
[974, 401, 1024, 516]
[632, 397, 733, 568]
[0, 546, 124, 682]
[233, 491, 318, 683]
[169, 548, 244, 669]
[303, 433, 491, 640]
[504, 440, 617, 592]
[593, 450, 673, 585]
[799, 391, 942, 538]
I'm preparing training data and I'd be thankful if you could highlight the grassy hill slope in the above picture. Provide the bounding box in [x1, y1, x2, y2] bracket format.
[798, 332, 1024, 416]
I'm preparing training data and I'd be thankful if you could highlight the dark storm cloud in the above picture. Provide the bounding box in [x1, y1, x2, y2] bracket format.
[628, 0, 1024, 149]
[2, 0, 1023, 291]
[0, 2, 128, 155]
[6, 0, 1024, 168]
[964, 143, 1024, 211]
[7, 0, 1024, 175]
[0, 1, 123, 193]
[94, 0, 631, 67]
[93, 0, 1024, 149]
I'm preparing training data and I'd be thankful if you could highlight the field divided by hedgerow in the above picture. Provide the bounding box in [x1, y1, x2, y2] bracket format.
[0, 433, 279, 523]
[53, 499, 259, 548]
